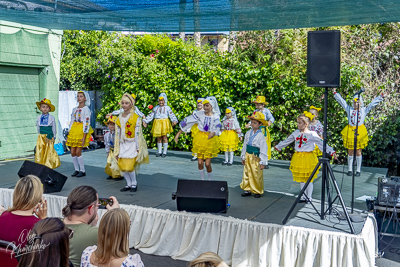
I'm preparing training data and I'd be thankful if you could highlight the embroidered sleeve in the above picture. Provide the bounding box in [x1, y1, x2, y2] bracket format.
[82, 107, 91, 134]
[135, 117, 140, 148]
[144, 107, 156, 123]
[258, 134, 269, 163]
[135, 106, 144, 117]
[167, 106, 178, 123]
[211, 115, 222, 134]
[313, 133, 335, 155]
[234, 119, 243, 137]
[365, 95, 384, 115]
[51, 115, 57, 138]
[264, 108, 275, 123]
[275, 132, 296, 151]
[69, 108, 75, 130]
[241, 131, 250, 159]
[180, 113, 199, 132]
[334, 93, 351, 114]
[104, 132, 111, 153]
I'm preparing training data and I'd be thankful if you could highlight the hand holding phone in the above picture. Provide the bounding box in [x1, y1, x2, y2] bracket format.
[98, 198, 113, 208]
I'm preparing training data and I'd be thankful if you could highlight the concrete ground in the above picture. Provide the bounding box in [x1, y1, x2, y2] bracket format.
[1, 148, 398, 267]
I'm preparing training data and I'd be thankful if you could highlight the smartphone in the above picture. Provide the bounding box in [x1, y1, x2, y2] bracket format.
[98, 198, 113, 208]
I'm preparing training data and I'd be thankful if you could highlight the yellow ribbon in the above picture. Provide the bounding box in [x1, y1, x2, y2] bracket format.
[309, 105, 321, 112]
[303, 111, 315, 121]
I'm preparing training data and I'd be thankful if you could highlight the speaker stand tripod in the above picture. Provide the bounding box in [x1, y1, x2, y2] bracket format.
[282, 87, 355, 234]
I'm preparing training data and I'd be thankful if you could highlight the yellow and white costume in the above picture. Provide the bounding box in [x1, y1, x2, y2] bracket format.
[275, 129, 335, 201]
[251, 96, 274, 160]
[240, 112, 269, 196]
[104, 115, 122, 179]
[115, 93, 149, 190]
[220, 107, 242, 165]
[179, 96, 221, 180]
[35, 99, 60, 169]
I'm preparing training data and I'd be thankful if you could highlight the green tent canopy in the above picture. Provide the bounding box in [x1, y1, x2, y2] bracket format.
[2, 0, 400, 31]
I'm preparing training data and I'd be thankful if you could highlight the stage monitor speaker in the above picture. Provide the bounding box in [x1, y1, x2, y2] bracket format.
[307, 30, 341, 88]
[18, 161, 67, 193]
[377, 176, 400, 207]
[174, 179, 228, 213]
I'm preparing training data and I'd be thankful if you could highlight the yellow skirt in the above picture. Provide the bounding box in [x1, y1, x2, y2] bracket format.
[240, 152, 264, 194]
[192, 131, 220, 159]
[289, 152, 320, 183]
[35, 134, 61, 169]
[313, 146, 323, 157]
[118, 157, 137, 173]
[105, 150, 122, 178]
[151, 118, 173, 137]
[219, 130, 239, 152]
[261, 127, 271, 160]
[191, 123, 199, 138]
[66, 122, 94, 147]
[341, 124, 369, 150]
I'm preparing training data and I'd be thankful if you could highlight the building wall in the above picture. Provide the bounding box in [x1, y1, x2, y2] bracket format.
[0, 21, 62, 159]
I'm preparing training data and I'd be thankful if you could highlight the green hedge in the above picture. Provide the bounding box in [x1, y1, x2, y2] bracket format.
[60, 26, 400, 169]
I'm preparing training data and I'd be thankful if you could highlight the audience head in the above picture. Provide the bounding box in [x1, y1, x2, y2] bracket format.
[9, 175, 43, 212]
[17, 217, 71, 267]
[62, 185, 98, 224]
[189, 252, 229, 267]
[94, 208, 130, 264]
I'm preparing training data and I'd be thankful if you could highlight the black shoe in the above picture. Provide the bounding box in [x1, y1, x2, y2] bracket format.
[161, 153, 166, 158]
[347, 171, 353, 176]
[222, 161, 228, 166]
[227, 162, 233, 166]
[76, 171, 86, 177]
[241, 191, 251, 197]
[156, 153, 162, 157]
[120, 186, 131, 192]
[265, 165, 269, 169]
[114, 177, 124, 181]
[191, 157, 198, 161]
[130, 186, 137, 192]
[71, 170, 79, 177]
[298, 199, 307, 203]
[356, 171, 361, 177]
[254, 194, 261, 198]
[106, 176, 113, 180]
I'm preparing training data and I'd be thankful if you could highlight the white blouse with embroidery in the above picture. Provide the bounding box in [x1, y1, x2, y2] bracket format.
[36, 114, 57, 136]
[221, 118, 243, 137]
[116, 115, 141, 158]
[275, 129, 335, 154]
[334, 92, 383, 126]
[241, 129, 269, 165]
[179, 110, 221, 134]
[143, 105, 178, 123]
[69, 106, 91, 133]
[309, 120, 324, 137]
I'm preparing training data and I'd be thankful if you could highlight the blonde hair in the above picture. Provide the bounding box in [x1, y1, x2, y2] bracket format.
[189, 252, 229, 267]
[94, 209, 130, 264]
[9, 175, 43, 212]
[297, 114, 311, 126]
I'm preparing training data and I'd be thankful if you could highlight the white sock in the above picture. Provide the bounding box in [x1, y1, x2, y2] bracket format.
[122, 172, 132, 187]
[157, 143, 162, 154]
[229, 152, 234, 163]
[305, 183, 314, 202]
[356, 156, 362, 172]
[163, 143, 168, 154]
[77, 156, 85, 173]
[130, 171, 137, 187]
[207, 172, 212, 180]
[72, 156, 79, 171]
[348, 155, 354, 172]
[199, 169, 205, 180]
[224, 152, 229, 163]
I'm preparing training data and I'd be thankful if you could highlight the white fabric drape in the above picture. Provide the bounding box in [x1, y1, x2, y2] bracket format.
[0, 188, 377, 267]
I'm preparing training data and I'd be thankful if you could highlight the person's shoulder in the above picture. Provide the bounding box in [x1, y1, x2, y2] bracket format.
[125, 253, 144, 266]
[67, 223, 98, 236]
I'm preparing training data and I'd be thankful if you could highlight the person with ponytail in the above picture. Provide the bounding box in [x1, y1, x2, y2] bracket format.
[62, 186, 120, 267]
[115, 93, 149, 192]
[17, 217, 71, 267]
[275, 112, 337, 203]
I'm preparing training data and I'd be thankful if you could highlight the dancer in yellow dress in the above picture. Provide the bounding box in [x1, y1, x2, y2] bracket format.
[175, 96, 221, 180]
[333, 89, 387, 176]
[143, 93, 178, 158]
[35, 98, 60, 169]
[115, 93, 149, 192]
[220, 107, 243, 166]
[66, 91, 94, 177]
[104, 115, 123, 180]
[240, 112, 268, 198]
[275, 112, 337, 203]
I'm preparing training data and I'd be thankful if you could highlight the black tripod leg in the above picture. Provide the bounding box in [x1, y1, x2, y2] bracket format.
[282, 162, 322, 224]
[327, 163, 356, 234]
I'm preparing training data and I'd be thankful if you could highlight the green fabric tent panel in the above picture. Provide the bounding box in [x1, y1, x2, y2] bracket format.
[0, 66, 39, 159]
[0, 1, 400, 32]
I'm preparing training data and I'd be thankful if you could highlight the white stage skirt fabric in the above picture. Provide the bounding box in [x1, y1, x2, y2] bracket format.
[0, 188, 378, 267]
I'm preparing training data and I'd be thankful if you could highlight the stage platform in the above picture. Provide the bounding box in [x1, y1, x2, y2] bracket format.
[0, 149, 389, 266]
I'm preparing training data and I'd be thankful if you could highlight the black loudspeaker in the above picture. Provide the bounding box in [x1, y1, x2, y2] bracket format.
[307, 30, 341, 87]
[173, 179, 229, 213]
[377, 176, 400, 207]
[18, 161, 68, 193]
